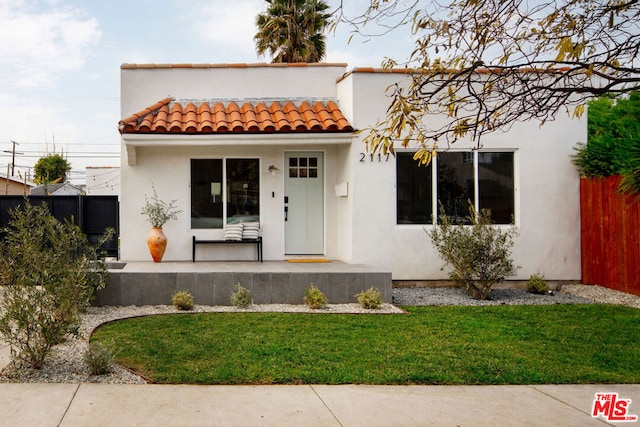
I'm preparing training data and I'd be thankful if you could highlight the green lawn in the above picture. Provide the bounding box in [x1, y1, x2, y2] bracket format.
[91, 304, 640, 385]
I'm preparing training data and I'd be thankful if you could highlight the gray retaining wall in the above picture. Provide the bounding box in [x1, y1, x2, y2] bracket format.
[94, 270, 393, 306]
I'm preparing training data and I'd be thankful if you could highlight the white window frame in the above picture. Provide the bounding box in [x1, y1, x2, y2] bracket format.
[190, 157, 261, 230]
[396, 149, 519, 227]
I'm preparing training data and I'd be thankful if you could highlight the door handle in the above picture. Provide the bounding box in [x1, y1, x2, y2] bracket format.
[284, 206, 288, 221]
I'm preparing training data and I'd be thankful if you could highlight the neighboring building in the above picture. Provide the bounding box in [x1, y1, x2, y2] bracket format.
[31, 182, 85, 196]
[118, 63, 584, 281]
[86, 166, 120, 196]
[0, 173, 35, 195]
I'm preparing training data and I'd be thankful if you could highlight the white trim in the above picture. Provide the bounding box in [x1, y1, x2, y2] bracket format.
[123, 133, 353, 166]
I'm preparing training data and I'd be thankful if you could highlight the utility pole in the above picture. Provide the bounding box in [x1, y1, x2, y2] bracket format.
[3, 140, 23, 176]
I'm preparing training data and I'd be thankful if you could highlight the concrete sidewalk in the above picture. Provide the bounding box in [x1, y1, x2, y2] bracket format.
[2, 340, 639, 425]
[0, 383, 638, 426]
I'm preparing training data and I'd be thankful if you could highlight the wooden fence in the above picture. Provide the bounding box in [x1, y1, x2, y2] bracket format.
[0, 195, 119, 257]
[580, 176, 640, 296]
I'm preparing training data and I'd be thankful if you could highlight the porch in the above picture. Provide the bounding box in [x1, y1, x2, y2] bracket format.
[95, 261, 392, 306]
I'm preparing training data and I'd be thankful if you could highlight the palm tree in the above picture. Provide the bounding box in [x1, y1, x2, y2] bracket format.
[254, 0, 331, 63]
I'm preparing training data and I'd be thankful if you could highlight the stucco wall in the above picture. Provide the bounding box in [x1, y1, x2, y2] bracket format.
[340, 71, 584, 280]
[120, 64, 348, 118]
[0, 178, 32, 196]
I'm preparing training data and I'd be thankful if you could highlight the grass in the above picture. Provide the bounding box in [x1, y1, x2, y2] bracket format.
[90, 304, 640, 385]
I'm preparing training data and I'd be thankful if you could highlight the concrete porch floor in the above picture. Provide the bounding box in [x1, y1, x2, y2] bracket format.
[95, 261, 392, 307]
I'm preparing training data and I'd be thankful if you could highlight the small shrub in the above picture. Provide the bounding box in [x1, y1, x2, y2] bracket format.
[84, 341, 116, 375]
[304, 284, 328, 309]
[231, 283, 251, 308]
[172, 290, 194, 310]
[428, 203, 519, 300]
[355, 287, 383, 309]
[526, 274, 549, 294]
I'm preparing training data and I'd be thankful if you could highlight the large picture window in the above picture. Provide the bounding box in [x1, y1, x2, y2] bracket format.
[396, 151, 515, 225]
[191, 158, 260, 229]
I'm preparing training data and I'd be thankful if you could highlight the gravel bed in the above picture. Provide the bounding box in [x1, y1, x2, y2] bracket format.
[392, 286, 593, 306]
[1, 284, 638, 384]
[560, 284, 640, 309]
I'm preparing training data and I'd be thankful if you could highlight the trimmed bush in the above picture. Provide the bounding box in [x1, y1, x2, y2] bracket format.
[428, 204, 519, 300]
[231, 283, 251, 308]
[356, 287, 383, 309]
[172, 290, 194, 310]
[304, 284, 328, 309]
[84, 341, 116, 375]
[526, 274, 549, 294]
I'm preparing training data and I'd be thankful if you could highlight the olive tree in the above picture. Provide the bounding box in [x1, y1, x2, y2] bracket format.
[428, 204, 518, 300]
[0, 201, 110, 369]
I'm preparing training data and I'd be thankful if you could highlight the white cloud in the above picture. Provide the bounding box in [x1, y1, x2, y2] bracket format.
[0, 1, 101, 87]
[0, 93, 79, 143]
[186, 0, 267, 61]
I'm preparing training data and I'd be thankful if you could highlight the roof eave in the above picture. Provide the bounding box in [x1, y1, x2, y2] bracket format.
[121, 132, 356, 166]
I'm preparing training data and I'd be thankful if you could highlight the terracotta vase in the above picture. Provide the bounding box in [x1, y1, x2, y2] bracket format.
[147, 227, 167, 262]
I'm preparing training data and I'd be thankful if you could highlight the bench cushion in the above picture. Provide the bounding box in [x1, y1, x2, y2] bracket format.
[223, 223, 243, 241]
[242, 222, 260, 240]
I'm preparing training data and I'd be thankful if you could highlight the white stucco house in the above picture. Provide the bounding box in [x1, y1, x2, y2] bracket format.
[118, 63, 584, 281]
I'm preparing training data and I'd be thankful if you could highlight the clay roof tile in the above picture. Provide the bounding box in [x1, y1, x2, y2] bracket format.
[212, 103, 228, 132]
[151, 105, 169, 132]
[255, 102, 275, 132]
[119, 98, 353, 135]
[169, 103, 184, 133]
[227, 102, 244, 132]
[184, 103, 198, 133]
[241, 103, 259, 132]
[197, 103, 213, 133]
[270, 102, 291, 132]
[283, 101, 306, 131]
[299, 101, 322, 130]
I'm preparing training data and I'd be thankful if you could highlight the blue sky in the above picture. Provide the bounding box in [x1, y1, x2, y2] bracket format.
[0, 0, 415, 183]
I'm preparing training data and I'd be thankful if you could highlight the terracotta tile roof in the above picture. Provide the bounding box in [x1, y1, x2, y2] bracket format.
[119, 98, 353, 135]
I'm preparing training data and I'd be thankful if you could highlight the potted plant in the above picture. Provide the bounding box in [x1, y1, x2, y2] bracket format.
[141, 185, 182, 262]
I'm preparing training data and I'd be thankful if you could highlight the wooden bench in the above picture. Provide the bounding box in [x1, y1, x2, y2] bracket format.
[192, 236, 263, 262]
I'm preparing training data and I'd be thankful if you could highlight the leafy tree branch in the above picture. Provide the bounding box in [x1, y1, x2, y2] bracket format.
[337, 0, 640, 160]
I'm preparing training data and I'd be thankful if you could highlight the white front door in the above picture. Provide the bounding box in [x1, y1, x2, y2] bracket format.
[284, 151, 324, 254]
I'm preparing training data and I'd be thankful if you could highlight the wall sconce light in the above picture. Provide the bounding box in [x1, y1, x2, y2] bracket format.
[268, 165, 280, 176]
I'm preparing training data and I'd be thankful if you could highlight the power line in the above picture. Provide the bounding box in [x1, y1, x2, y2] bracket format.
[11, 151, 120, 155]
[5, 154, 120, 159]
[0, 142, 121, 146]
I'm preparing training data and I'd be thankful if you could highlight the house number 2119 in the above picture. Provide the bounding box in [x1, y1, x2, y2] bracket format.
[360, 153, 390, 162]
